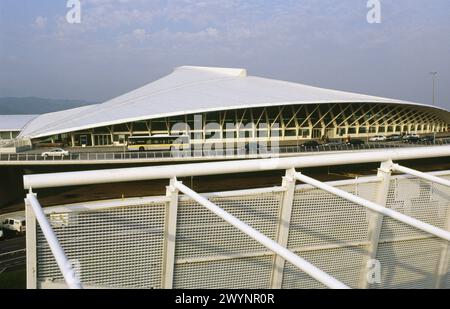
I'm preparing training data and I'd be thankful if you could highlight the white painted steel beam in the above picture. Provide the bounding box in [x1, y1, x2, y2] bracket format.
[392, 164, 450, 187]
[25, 194, 82, 289]
[271, 168, 296, 289]
[359, 160, 392, 289]
[162, 179, 179, 289]
[23, 146, 450, 189]
[294, 173, 450, 242]
[172, 179, 350, 289]
[25, 196, 37, 289]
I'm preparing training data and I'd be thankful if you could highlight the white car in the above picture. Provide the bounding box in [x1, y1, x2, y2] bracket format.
[1, 217, 26, 235]
[369, 135, 386, 142]
[404, 133, 420, 139]
[41, 148, 69, 158]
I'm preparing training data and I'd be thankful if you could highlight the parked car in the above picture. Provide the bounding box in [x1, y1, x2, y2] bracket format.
[404, 133, 420, 139]
[322, 141, 344, 147]
[1, 216, 26, 235]
[369, 135, 386, 142]
[403, 135, 420, 143]
[346, 139, 365, 146]
[0, 229, 4, 240]
[300, 141, 320, 148]
[41, 148, 69, 158]
[386, 134, 403, 142]
[420, 136, 435, 143]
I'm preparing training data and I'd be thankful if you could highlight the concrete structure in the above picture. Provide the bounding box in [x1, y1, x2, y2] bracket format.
[0, 115, 37, 141]
[16, 66, 450, 148]
[0, 115, 38, 153]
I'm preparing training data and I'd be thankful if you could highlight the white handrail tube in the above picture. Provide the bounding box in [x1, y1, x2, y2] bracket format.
[294, 173, 450, 242]
[173, 180, 350, 289]
[392, 164, 450, 187]
[23, 146, 450, 189]
[26, 194, 82, 289]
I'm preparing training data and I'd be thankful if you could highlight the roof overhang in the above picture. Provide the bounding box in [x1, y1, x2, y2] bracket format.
[18, 66, 450, 139]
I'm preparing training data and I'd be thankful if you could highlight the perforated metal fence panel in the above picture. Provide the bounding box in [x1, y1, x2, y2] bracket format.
[173, 193, 282, 289]
[36, 201, 167, 288]
[31, 172, 450, 289]
[282, 181, 378, 288]
[371, 175, 450, 289]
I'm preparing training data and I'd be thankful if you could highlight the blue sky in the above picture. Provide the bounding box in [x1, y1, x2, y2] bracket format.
[0, 0, 449, 109]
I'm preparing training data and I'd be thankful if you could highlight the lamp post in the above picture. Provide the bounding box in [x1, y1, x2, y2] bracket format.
[430, 72, 437, 143]
[430, 72, 437, 106]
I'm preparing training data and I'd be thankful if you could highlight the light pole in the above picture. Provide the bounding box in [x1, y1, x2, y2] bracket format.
[430, 72, 437, 106]
[430, 72, 437, 143]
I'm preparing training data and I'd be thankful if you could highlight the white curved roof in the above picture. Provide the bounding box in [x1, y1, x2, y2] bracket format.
[0, 115, 38, 132]
[20, 66, 449, 138]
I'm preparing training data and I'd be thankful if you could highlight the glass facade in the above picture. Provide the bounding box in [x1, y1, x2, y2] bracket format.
[30, 102, 448, 147]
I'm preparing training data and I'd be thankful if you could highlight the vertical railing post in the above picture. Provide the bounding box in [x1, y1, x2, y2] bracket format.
[434, 202, 450, 289]
[162, 178, 179, 289]
[359, 160, 392, 289]
[25, 192, 37, 289]
[270, 168, 296, 289]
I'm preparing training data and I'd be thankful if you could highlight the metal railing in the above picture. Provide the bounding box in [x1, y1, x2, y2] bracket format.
[24, 146, 450, 289]
[294, 171, 450, 241]
[173, 180, 350, 289]
[3, 139, 450, 162]
[26, 193, 82, 289]
[23, 146, 450, 189]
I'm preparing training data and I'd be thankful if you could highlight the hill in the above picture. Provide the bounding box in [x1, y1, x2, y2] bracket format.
[0, 97, 96, 114]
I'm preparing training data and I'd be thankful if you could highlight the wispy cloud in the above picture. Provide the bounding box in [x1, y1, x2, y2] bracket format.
[33, 16, 48, 29]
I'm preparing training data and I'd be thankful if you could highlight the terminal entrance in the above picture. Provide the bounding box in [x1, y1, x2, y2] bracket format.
[94, 134, 112, 146]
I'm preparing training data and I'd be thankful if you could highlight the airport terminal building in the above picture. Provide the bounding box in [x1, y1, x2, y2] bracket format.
[16, 66, 450, 148]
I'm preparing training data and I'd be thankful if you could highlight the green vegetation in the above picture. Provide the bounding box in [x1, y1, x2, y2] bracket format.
[0, 97, 95, 114]
[0, 268, 26, 289]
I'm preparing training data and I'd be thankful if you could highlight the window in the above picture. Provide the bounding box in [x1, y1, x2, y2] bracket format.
[191, 132, 203, 140]
[285, 129, 296, 137]
[301, 129, 310, 138]
[336, 128, 346, 136]
[257, 130, 268, 138]
[113, 123, 129, 132]
[0, 132, 11, 139]
[378, 126, 385, 133]
[133, 121, 148, 132]
[151, 120, 168, 131]
[312, 129, 322, 138]
[239, 130, 253, 139]
[93, 126, 110, 134]
[205, 130, 221, 140]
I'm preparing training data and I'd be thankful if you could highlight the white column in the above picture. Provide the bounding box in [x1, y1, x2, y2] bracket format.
[435, 203, 450, 289]
[359, 160, 392, 288]
[25, 193, 37, 289]
[270, 168, 296, 289]
[162, 178, 179, 289]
